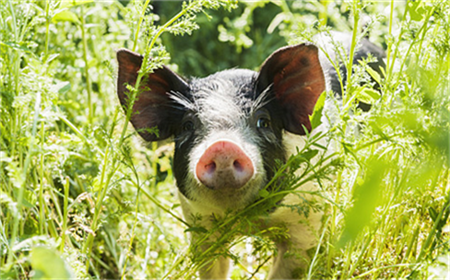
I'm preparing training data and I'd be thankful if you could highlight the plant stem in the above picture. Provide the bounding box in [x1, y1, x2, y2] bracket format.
[385, 0, 394, 86]
[344, 0, 360, 105]
[132, 0, 151, 52]
[80, 4, 93, 124]
[60, 177, 70, 253]
[118, 7, 188, 148]
[44, 0, 50, 62]
[38, 121, 46, 235]
[83, 145, 111, 271]
[121, 182, 141, 279]
[8, 91, 41, 265]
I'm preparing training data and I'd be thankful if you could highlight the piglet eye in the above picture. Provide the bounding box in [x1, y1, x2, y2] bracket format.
[183, 120, 195, 132]
[256, 117, 271, 129]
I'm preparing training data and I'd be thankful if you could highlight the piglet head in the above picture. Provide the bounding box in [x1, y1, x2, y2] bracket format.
[116, 44, 325, 210]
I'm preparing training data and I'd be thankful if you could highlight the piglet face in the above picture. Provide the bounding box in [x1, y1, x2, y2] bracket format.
[170, 71, 285, 210]
[116, 44, 325, 211]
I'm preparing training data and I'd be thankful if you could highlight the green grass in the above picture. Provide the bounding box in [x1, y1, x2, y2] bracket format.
[1, 0, 449, 279]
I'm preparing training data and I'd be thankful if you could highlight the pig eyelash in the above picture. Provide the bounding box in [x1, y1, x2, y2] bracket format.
[250, 84, 274, 114]
[169, 90, 197, 111]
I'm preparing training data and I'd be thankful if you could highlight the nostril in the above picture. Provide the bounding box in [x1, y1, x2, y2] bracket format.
[205, 162, 216, 173]
[233, 160, 243, 172]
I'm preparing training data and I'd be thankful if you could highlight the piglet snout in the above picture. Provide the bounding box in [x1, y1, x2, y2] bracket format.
[196, 141, 254, 190]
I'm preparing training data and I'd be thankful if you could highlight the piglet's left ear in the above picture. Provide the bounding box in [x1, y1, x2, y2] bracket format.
[256, 43, 325, 135]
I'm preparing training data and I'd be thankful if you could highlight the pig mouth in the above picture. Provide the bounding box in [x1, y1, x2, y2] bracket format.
[197, 163, 254, 190]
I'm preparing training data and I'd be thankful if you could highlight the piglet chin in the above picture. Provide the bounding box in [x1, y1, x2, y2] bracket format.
[195, 140, 255, 190]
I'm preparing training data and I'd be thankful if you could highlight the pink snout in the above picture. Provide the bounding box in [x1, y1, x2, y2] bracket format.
[195, 141, 254, 190]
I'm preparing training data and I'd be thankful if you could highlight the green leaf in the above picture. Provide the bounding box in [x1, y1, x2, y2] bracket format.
[22, 190, 36, 208]
[46, 53, 60, 63]
[30, 247, 73, 279]
[309, 91, 326, 130]
[259, 189, 270, 198]
[184, 226, 208, 233]
[53, 81, 71, 94]
[355, 87, 381, 104]
[52, 10, 80, 25]
[365, 64, 382, 84]
[289, 149, 319, 170]
[301, 149, 319, 161]
[0, 41, 34, 55]
[429, 207, 438, 222]
[407, 1, 430, 22]
[59, 0, 94, 8]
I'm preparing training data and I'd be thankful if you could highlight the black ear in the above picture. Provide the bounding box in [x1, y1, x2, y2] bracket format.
[117, 49, 190, 141]
[256, 43, 325, 135]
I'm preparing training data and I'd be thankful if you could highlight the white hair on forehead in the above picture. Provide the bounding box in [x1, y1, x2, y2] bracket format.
[169, 78, 252, 125]
[193, 79, 249, 128]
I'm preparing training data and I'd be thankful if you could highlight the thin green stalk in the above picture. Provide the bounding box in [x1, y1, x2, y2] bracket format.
[327, 170, 342, 270]
[151, 142, 158, 190]
[59, 114, 104, 157]
[83, 145, 111, 271]
[118, 7, 189, 148]
[7, 0, 18, 40]
[162, 247, 190, 279]
[341, 241, 353, 279]
[385, 0, 394, 86]
[48, 179, 64, 236]
[44, 0, 50, 62]
[108, 106, 120, 139]
[132, 0, 151, 52]
[80, 4, 93, 124]
[8, 0, 20, 162]
[246, 256, 272, 280]
[344, 0, 360, 105]
[315, 33, 345, 96]
[417, 184, 450, 261]
[120, 153, 142, 279]
[390, 5, 434, 98]
[318, 1, 328, 26]
[60, 177, 70, 253]
[347, 235, 373, 277]
[7, 91, 41, 265]
[403, 221, 420, 262]
[352, 263, 415, 279]
[140, 184, 190, 227]
[415, 6, 435, 61]
[307, 216, 330, 279]
[38, 121, 46, 235]
[121, 182, 141, 280]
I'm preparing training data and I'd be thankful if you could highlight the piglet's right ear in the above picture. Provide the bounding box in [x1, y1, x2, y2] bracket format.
[117, 49, 190, 141]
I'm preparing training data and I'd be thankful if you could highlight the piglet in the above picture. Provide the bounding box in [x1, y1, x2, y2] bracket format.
[116, 32, 384, 279]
